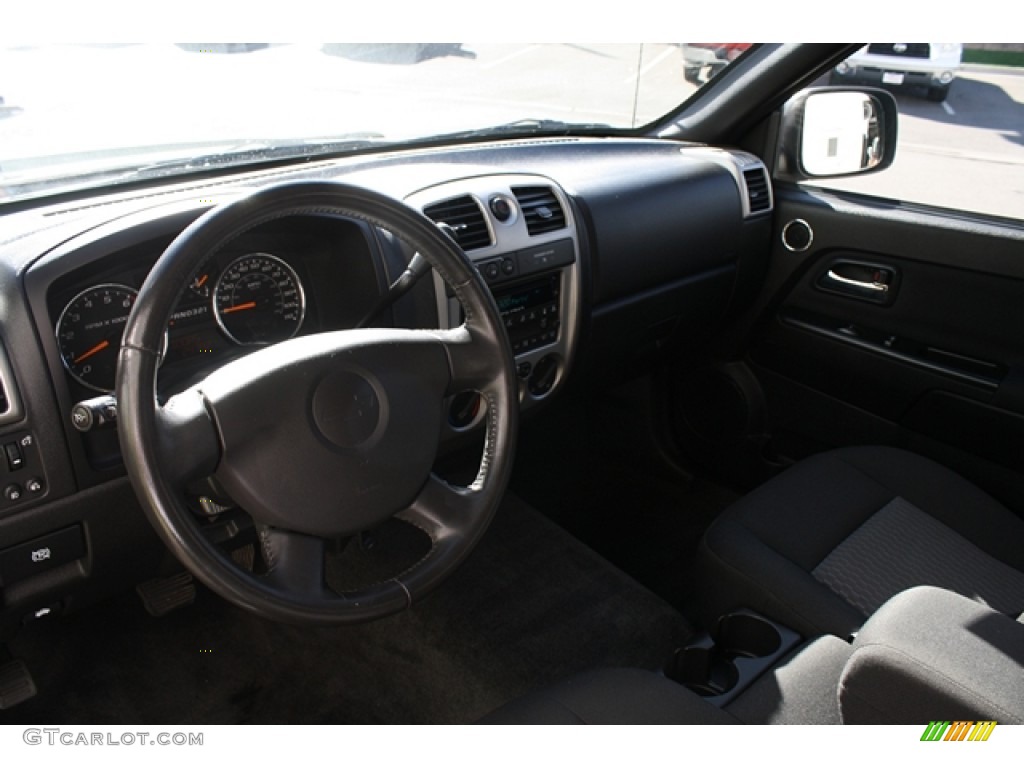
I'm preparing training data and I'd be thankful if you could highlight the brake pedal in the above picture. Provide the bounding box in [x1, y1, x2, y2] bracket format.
[136, 572, 196, 617]
[0, 658, 37, 709]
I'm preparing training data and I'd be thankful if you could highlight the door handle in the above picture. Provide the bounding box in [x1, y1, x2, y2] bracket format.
[817, 260, 897, 304]
[825, 269, 889, 293]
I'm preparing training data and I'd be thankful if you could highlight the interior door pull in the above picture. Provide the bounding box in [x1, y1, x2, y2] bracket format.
[817, 260, 897, 304]
[826, 270, 889, 293]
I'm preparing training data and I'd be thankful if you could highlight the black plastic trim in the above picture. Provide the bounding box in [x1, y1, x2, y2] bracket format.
[782, 314, 1003, 390]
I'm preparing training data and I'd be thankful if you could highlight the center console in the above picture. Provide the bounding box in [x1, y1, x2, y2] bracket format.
[666, 609, 803, 706]
[408, 175, 581, 431]
[665, 588, 1024, 724]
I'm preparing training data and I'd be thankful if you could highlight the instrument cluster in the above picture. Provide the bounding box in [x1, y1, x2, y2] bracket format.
[47, 214, 383, 400]
[54, 251, 309, 393]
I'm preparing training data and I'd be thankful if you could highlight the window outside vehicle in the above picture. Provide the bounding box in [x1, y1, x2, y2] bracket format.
[810, 43, 1023, 220]
[0, 44, 707, 204]
[2, 43, 1019, 221]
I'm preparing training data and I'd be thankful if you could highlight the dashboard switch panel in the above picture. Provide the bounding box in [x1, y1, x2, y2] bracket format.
[4, 442, 24, 472]
[0, 432, 46, 515]
[517, 239, 574, 276]
[0, 525, 85, 586]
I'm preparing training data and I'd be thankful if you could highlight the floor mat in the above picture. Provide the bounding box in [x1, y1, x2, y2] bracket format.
[511, 384, 740, 612]
[2, 494, 692, 724]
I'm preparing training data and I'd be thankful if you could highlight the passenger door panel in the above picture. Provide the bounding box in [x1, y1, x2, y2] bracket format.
[747, 185, 1024, 509]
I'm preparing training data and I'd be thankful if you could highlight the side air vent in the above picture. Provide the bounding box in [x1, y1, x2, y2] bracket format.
[742, 168, 771, 215]
[0, 340, 23, 426]
[512, 186, 567, 236]
[422, 195, 492, 251]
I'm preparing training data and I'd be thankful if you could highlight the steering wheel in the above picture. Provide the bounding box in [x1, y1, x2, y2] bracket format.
[116, 181, 518, 625]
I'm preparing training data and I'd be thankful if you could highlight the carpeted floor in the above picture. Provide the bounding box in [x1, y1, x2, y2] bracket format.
[2, 493, 692, 724]
[511, 384, 739, 613]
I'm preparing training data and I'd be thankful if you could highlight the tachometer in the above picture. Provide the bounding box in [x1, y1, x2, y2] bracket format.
[56, 283, 139, 392]
[213, 253, 306, 345]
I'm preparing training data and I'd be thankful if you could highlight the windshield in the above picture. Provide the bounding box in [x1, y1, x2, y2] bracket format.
[0, 43, 751, 204]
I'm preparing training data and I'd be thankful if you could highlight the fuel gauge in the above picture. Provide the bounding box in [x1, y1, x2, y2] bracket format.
[189, 272, 212, 299]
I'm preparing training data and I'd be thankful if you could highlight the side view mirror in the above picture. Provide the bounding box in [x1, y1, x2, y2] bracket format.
[775, 87, 898, 181]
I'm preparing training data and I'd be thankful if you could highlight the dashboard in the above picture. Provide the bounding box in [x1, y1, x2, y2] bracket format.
[0, 137, 772, 630]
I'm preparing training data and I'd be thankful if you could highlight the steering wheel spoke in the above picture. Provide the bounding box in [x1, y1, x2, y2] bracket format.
[392, 473, 491, 597]
[258, 528, 331, 598]
[156, 387, 221, 487]
[398, 473, 482, 539]
[437, 324, 506, 396]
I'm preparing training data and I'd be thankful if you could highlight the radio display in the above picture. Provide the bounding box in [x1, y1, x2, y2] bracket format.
[495, 277, 556, 314]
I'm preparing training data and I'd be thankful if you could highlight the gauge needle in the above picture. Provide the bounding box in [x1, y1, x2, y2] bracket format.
[74, 339, 110, 364]
[194, 274, 209, 288]
[222, 301, 257, 314]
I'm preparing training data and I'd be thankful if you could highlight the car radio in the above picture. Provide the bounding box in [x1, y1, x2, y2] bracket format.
[494, 273, 561, 355]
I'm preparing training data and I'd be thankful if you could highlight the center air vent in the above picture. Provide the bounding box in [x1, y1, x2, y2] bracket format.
[422, 195, 492, 251]
[512, 186, 566, 236]
[742, 168, 771, 215]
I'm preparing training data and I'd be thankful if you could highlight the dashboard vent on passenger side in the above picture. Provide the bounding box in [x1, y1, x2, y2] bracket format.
[512, 186, 567, 236]
[742, 168, 771, 215]
[422, 195, 493, 251]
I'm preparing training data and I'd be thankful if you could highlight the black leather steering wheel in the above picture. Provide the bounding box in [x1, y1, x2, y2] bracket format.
[116, 181, 518, 625]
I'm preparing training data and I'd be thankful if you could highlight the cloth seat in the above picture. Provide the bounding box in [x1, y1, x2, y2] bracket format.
[694, 446, 1024, 638]
[838, 586, 1024, 724]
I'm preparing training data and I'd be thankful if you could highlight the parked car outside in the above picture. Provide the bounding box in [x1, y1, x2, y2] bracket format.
[681, 43, 752, 83]
[830, 43, 962, 101]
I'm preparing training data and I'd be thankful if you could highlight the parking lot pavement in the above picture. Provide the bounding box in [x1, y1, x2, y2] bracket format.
[0, 44, 1020, 219]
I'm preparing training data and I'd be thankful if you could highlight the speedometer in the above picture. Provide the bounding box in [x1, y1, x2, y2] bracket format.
[213, 253, 306, 345]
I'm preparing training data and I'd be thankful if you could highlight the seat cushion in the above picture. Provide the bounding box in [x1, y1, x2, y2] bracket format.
[478, 668, 737, 725]
[839, 586, 1024, 724]
[695, 446, 1024, 638]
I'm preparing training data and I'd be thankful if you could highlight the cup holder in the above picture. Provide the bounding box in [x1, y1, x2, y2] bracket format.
[669, 635, 739, 697]
[717, 612, 783, 658]
[666, 609, 800, 706]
